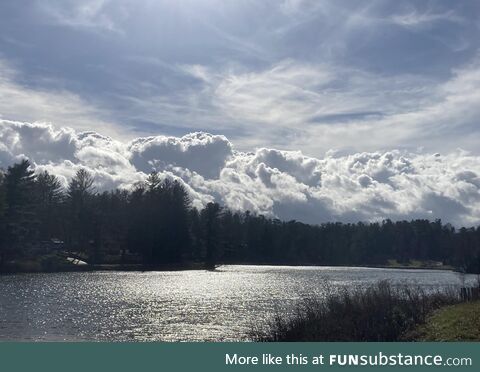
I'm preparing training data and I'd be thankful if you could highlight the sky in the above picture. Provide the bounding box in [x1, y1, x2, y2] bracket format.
[0, 0, 480, 226]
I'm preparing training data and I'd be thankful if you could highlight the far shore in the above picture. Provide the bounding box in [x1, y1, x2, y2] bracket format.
[0, 259, 465, 275]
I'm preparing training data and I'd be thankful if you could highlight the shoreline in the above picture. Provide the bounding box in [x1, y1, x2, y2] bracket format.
[0, 261, 461, 275]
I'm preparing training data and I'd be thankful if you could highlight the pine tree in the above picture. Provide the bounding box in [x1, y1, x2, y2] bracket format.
[35, 170, 64, 240]
[202, 202, 221, 270]
[0, 169, 7, 270]
[3, 159, 37, 260]
[66, 168, 95, 254]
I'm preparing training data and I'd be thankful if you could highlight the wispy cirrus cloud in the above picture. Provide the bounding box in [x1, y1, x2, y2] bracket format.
[0, 59, 130, 139]
[34, 0, 123, 33]
[390, 9, 464, 28]
[0, 0, 479, 160]
[178, 55, 480, 155]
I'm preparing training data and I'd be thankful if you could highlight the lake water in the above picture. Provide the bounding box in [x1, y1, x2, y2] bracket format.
[0, 265, 477, 341]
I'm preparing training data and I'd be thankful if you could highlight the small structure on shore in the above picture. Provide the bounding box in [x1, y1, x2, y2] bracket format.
[66, 257, 88, 266]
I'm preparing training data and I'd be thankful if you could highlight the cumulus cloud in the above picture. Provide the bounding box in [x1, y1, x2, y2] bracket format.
[0, 120, 141, 190]
[1, 121, 479, 227]
[128, 132, 233, 179]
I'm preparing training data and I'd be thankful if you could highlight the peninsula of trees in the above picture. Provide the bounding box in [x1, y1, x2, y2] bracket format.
[0, 160, 479, 273]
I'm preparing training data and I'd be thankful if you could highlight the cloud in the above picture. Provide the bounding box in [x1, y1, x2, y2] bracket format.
[1, 121, 479, 227]
[0, 0, 478, 229]
[0, 59, 128, 139]
[177, 55, 480, 155]
[34, 0, 123, 33]
[128, 132, 233, 179]
[390, 9, 463, 28]
[1, 1, 479, 156]
[0, 120, 140, 190]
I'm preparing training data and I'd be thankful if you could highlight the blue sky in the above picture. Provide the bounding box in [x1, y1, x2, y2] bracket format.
[1, 0, 479, 156]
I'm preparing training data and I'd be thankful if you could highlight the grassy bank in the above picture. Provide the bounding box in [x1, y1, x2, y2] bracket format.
[408, 301, 480, 341]
[253, 281, 464, 341]
[384, 259, 454, 271]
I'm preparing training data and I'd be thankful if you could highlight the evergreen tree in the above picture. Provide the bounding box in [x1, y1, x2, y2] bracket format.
[35, 170, 64, 240]
[3, 160, 37, 260]
[66, 168, 95, 254]
[202, 202, 221, 270]
[1, 159, 479, 274]
[167, 180, 191, 263]
[0, 170, 7, 270]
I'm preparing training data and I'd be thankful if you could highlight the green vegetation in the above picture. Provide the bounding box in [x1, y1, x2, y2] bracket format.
[385, 259, 454, 270]
[410, 301, 480, 341]
[253, 281, 462, 341]
[1, 159, 480, 273]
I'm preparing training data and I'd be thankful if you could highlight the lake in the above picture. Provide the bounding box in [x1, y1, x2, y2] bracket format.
[0, 265, 477, 341]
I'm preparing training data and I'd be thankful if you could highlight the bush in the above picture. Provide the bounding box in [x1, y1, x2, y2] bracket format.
[253, 281, 460, 341]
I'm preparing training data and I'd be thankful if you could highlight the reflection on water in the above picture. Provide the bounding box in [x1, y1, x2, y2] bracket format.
[0, 265, 476, 341]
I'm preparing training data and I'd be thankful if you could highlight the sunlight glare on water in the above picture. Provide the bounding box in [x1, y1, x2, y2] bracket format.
[0, 265, 476, 341]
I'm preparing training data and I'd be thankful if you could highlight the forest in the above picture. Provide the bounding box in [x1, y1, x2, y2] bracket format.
[0, 159, 479, 273]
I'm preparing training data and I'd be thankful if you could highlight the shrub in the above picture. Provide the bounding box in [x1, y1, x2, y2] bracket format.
[253, 281, 460, 341]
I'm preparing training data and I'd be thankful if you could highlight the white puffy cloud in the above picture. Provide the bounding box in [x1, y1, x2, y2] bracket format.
[1, 121, 479, 226]
[0, 120, 140, 190]
[128, 132, 233, 179]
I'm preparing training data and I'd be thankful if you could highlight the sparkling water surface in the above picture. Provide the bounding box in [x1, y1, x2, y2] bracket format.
[0, 265, 476, 341]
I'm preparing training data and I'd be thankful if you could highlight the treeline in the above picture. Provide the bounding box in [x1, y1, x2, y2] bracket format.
[0, 160, 479, 272]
